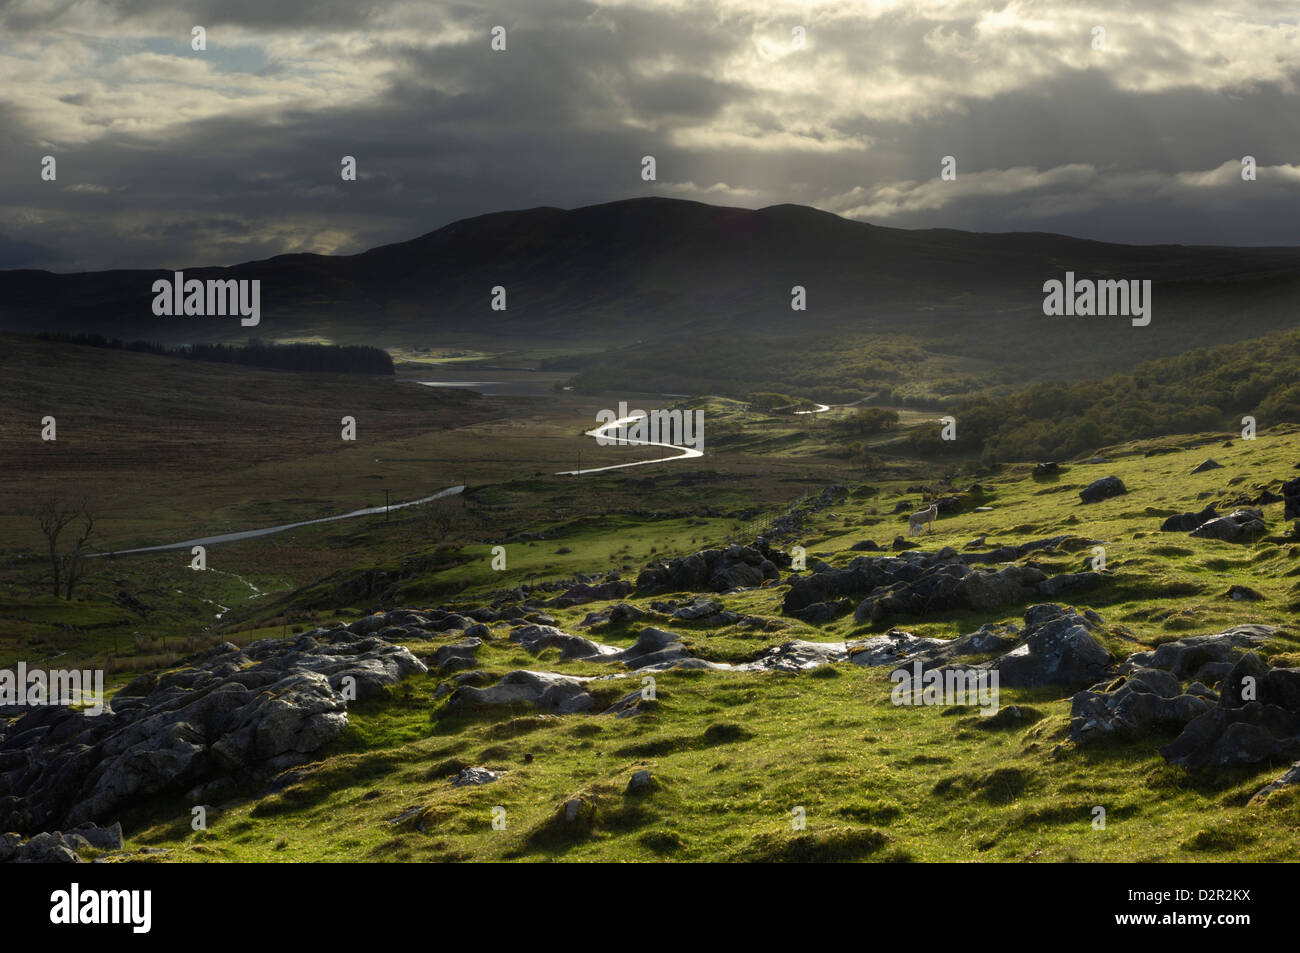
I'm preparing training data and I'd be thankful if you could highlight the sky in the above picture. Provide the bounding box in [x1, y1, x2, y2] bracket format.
[1, 0, 1298, 271]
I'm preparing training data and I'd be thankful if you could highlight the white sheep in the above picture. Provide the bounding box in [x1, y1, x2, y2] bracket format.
[908, 503, 939, 535]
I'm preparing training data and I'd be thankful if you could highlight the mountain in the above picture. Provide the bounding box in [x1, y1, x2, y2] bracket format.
[2, 197, 1298, 390]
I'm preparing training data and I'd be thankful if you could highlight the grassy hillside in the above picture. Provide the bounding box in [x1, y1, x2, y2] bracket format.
[113, 424, 1300, 862]
[5, 325, 1300, 863]
[909, 328, 1300, 462]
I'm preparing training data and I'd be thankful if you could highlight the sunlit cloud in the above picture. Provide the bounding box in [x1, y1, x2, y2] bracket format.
[0, 0, 1296, 269]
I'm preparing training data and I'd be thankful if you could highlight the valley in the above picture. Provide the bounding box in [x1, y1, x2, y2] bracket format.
[2, 318, 1299, 863]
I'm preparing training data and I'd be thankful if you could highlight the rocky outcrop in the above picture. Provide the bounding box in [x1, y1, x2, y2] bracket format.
[1071, 670, 1215, 744]
[636, 543, 781, 594]
[1079, 476, 1126, 504]
[788, 598, 856, 623]
[430, 637, 482, 672]
[450, 670, 597, 714]
[1161, 652, 1300, 770]
[783, 542, 1104, 626]
[576, 602, 650, 627]
[959, 535, 1085, 564]
[733, 640, 850, 673]
[544, 579, 633, 608]
[450, 767, 504, 787]
[1285, 477, 1300, 521]
[848, 605, 1112, 690]
[0, 626, 427, 836]
[987, 606, 1111, 689]
[1189, 508, 1267, 542]
[1128, 625, 1272, 678]
[510, 624, 620, 661]
[0, 823, 124, 863]
[671, 596, 724, 620]
[1161, 505, 1219, 533]
[1252, 762, 1300, 803]
[507, 623, 715, 673]
[1070, 624, 1276, 746]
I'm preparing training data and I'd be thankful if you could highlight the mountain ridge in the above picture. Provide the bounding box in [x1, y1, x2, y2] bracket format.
[1, 198, 1297, 390]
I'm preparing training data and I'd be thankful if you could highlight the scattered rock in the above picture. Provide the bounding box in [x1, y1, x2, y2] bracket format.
[991, 609, 1111, 689]
[452, 670, 596, 714]
[430, 637, 482, 673]
[1282, 477, 1300, 520]
[1189, 508, 1266, 542]
[1160, 652, 1300, 770]
[735, 640, 848, 673]
[545, 579, 633, 608]
[1121, 625, 1273, 683]
[609, 603, 648, 625]
[14, 831, 81, 864]
[1251, 762, 1300, 803]
[788, 599, 854, 623]
[1225, 585, 1264, 602]
[1161, 505, 1218, 533]
[450, 767, 504, 787]
[1071, 669, 1214, 744]
[636, 544, 782, 595]
[1079, 476, 1126, 504]
[510, 624, 619, 661]
[388, 806, 426, 826]
[602, 688, 652, 718]
[672, 596, 723, 620]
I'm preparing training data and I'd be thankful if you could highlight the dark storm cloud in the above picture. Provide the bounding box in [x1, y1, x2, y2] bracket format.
[0, 0, 1297, 271]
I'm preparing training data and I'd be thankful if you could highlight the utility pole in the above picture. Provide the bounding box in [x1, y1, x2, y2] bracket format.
[385, 489, 390, 521]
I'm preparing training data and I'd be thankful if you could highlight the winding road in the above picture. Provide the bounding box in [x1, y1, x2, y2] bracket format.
[96, 485, 465, 557]
[555, 413, 704, 476]
[95, 394, 833, 554]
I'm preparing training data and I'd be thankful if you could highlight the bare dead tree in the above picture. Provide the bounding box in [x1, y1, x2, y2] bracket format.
[60, 506, 96, 599]
[38, 502, 77, 598]
[420, 498, 461, 542]
[37, 499, 97, 599]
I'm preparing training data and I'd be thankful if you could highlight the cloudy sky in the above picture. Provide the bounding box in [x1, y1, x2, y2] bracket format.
[2, 0, 1298, 271]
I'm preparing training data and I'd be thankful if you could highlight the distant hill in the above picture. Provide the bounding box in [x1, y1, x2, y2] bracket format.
[2, 197, 1298, 394]
[909, 327, 1300, 462]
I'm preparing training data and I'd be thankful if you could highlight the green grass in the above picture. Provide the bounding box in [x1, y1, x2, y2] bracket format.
[123, 652, 1299, 862]
[109, 424, 1300, 862]
[8, 334, 1300, 862]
